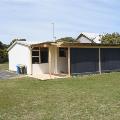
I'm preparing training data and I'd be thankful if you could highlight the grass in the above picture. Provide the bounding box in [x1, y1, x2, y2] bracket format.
[0, 73, 120, 120]
[0, 62, 8, 70]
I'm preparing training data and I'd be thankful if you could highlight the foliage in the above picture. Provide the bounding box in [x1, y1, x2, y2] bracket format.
[1, 72, 120, 119]
[101, 32, 120, 44]
[0, 49, 8, 63]
[0, 41, 8, 49]
[0, 41, 8, 63]
[56, 37, 77, 42]
[10, 38, 26, 46]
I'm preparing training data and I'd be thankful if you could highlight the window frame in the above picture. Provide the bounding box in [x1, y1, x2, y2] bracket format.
[32, 49, 40, 64]
[32, 47, 48, 64]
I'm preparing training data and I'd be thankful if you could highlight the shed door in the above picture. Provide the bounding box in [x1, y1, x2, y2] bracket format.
[70, 48, 99, 74]
[101, 48, 120, 71]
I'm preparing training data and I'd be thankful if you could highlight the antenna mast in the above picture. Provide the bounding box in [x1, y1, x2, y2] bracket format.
[52, 23, 56, 41]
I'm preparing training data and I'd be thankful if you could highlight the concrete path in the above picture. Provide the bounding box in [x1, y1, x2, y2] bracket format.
[0, 70, 19, 80]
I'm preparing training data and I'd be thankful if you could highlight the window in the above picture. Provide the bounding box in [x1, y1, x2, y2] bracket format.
[32, 51, 39, 56]
[59, 48, 67, 57]
[32, 57, 39, 64]
[32, 47, 48, 64]
[40, 48, 48, 63]
[32, 49, 39, 64]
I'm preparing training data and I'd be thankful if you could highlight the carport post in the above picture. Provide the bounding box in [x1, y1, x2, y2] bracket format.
[49, 46, 52, 77]
[29, 47, 32, 75]
[68, 47, 71, 77]
[99, 48, 102, 74]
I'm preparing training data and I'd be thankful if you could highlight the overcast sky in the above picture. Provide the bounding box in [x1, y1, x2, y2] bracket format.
[0, 0, 120, 44]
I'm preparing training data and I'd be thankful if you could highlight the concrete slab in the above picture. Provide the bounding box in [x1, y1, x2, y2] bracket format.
[28, 74, 68, 80]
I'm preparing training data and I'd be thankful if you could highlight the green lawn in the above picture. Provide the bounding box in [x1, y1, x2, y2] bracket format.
[0, 73, 120, 120]
[0, 62, 8, 70]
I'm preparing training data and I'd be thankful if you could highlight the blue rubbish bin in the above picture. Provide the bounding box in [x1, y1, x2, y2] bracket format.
[16, 65, 20, 74]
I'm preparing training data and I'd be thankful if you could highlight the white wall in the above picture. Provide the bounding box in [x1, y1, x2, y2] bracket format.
[50, 46, 68, 74]
[57, 48, 68, 74]
[50, 46, 57, 74]
[32, 46, 68, 74]
[8, 44, 31, 74]
[44, 46, 68, 74]
[57, 56, 68, 73]
[32, 63, 49, 74]
[77, 36, 92, 43]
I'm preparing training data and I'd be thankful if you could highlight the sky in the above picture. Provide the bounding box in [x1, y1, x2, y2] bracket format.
[0, 0, 120, 44]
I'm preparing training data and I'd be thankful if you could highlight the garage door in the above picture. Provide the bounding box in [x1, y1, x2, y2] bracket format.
[101, 48, 120, 71]
[70, 48, 99, 74]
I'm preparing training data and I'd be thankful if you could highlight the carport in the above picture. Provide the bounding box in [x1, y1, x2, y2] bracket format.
[101, 48, 120, 72]
[70, 48, 99, 74]
[59, 43, 120, 75]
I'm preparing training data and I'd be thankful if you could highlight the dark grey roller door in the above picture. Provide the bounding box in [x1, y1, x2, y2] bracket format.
[101, 48, 120, 71]
[71, 48, 99, 74]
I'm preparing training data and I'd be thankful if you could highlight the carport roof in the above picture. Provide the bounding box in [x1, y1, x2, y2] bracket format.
[56, 42, 120, 47]
[8, 40, 120, 51]
[31, 41, 120, 48]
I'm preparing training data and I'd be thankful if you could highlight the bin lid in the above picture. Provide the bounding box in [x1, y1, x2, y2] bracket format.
[16, 64, 25, 68]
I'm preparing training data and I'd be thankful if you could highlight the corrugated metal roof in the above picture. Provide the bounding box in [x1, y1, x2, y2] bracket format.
[7, 41, 44, 51]
[16, 41, 43, 46]
[7, 40, 56, 51]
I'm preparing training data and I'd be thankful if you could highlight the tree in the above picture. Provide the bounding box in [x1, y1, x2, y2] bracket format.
[10, 38, 26, 46]
[0, 49, 8, 63]
[0, 41, 8, 63]
[101, 32, 120, 44]
[0, 41, 8, 49]
[56, 37, 77, 42]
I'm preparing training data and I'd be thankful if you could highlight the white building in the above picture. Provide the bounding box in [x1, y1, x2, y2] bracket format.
[8, 33, 120, 76]
[8, 41, 69, 75]
[76, 32, 102, 43]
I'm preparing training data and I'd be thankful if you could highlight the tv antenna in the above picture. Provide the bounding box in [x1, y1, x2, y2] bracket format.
[51, 23, 56, 41]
